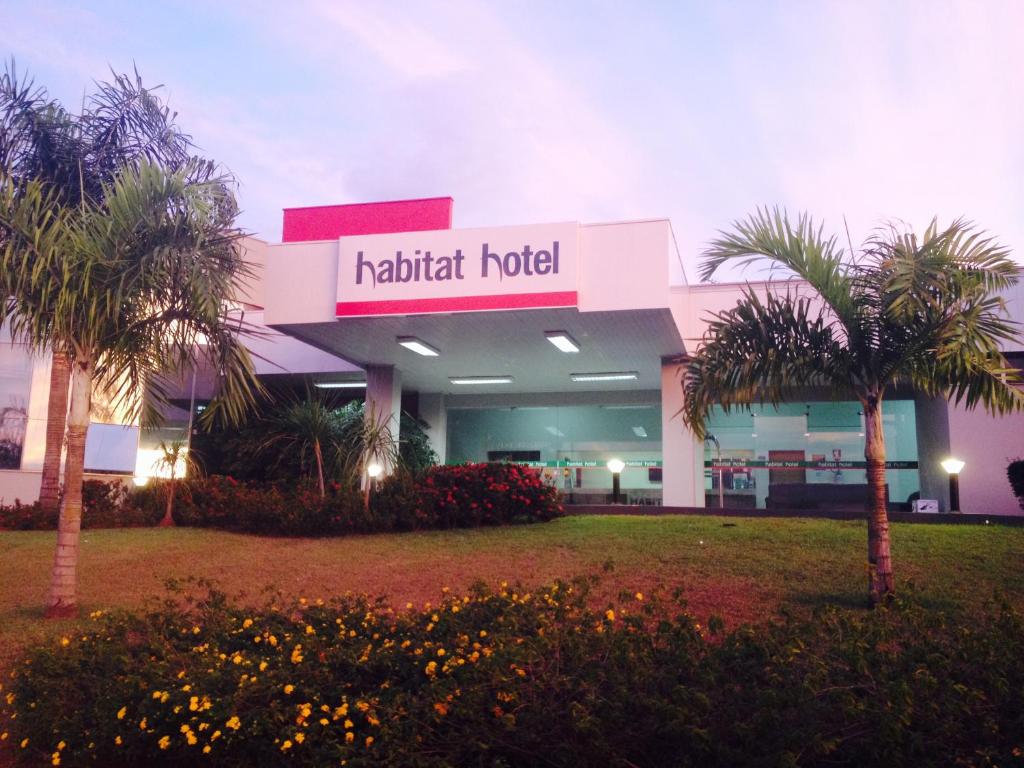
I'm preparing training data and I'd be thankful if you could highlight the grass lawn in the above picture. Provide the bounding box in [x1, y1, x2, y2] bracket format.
[2, 515, 1023, 673]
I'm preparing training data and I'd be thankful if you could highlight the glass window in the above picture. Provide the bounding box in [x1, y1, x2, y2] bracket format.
[0, 345, 33, 470]
[703, 400, 920, 509]
[446, 403, 662, 503]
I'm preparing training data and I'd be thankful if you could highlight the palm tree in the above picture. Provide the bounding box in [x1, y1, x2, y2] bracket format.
[0, 62, 191, 513]
[680, 209, 1023, 605]
[0, 159, 263, 617]
[153, 440, 200, 527]
[258, 393, 345, 497]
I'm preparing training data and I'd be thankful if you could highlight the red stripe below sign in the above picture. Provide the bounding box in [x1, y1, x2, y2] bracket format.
[336, 291, 578, 317]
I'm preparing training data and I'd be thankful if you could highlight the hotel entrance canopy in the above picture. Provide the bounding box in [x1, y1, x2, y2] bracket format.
[263, 206, 689, 394]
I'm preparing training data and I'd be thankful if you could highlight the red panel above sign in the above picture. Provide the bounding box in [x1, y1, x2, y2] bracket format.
[282, 197, 453, 242]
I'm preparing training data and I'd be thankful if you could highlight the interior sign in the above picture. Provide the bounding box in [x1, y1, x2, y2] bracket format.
[337, 222, 578, 317]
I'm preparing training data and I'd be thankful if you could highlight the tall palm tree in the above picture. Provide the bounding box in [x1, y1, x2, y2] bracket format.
[681, 209, 1023, 605]
[0, 62, 191, 513]
[0, 159, 263, 617]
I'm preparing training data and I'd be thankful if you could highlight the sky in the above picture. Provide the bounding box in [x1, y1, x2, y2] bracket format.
[4, 0, 1024, 279]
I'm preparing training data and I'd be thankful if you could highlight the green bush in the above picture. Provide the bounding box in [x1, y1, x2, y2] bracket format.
[1008, 458, 1024, 512]
[0, 480, 159, 530]
[1, 465, 564, 536]
[2, 581, 1023, 767]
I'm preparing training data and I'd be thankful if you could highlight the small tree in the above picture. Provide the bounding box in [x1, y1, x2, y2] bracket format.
[153, 440, 200, 527]
[258, 393, 343, 497]
[681, 209, 1023, 605]
[0, 160, 263, 617]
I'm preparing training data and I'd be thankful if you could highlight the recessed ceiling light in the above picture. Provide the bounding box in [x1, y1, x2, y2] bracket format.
[632, 426, 648, 438]
[449, 376, 514, 385]
[545, 331, 580, 353]
[570, 371, 639, 382]
[397, 336, 439, 356]
[314, 381, 366, 389]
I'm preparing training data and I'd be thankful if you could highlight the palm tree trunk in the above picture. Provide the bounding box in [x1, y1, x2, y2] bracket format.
[314, 439, 325, 498]
[38, 351, 71, 514]
[864, 397, 894, 605]
[159, 472, 177, 527]
[44, 354, 92, 618]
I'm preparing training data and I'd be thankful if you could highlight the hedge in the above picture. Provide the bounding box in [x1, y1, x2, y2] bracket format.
[2, 580, 1022, 767]
[0, 463, 565, 536]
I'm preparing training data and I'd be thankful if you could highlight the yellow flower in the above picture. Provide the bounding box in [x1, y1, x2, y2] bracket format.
[232, 654, 243, 665]
[291, 644, 304, 664]
[268, 635, 278, 647]
[305, 625, 315, 635]
[115, 736, 122, 745]
[116, 706, 127, 720]
[295, 732, 305, 744]
[284, 684, 295, 695]
[365, 736, 374, 747]
[139, 718, 148, 730]
[280, 740, 293, 751]
[186, 732, 198, 746]
[344, 719, 353, 729]
[425, 661, 437, 677]
[0, 733, 7, 741]
[225, 716, 241, 731]
[635, 592, 644, 601]
[434, 702, 449, 716]
[436, 648, 446, 657]
[319, 718, 329, 726]
[203, 745, 211, 754]
[605, 609, 615, 621]
[479, 630, 487, 638]
[51, 753, 60, 766]
[57, 741, 66, 750]
[158, 736, 171, 750]
[60, 637, 70, 647]
[242, 618, 253, 629]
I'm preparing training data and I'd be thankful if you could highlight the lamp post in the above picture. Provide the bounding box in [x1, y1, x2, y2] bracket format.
[941, 458, 965, 513]
[607, 458, 625, 504]
[364, 461, 383, 509]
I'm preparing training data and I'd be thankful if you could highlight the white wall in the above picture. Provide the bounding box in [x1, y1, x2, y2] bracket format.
[947, 401, 1024, 515]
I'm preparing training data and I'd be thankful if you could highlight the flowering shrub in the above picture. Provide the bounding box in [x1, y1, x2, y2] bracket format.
[2, 465, 564, 536]
[413, 463, 564, 528]
[0, 480, 159, 530]
[2, 581, 1023, 767]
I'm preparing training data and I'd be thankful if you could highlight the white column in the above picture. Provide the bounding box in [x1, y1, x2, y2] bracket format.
[661, 361, 703, 507]
[365, 365, 402, 474]
[417, 392, 447, 465]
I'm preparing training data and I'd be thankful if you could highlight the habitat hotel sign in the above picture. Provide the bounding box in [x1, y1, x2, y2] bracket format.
[335, 222, 579, 317]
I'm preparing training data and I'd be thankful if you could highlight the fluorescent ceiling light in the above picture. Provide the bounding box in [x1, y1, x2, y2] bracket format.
[603, 405, 655, 410]
[632, 426, 648, 438]
[544, 426, 566, 437]
[545, 331, 580, 353]
[449, 376, 514, 385]
[314, 381, 366, 389]
[570, 371, 639, 382]
[397, 336, 439, 357]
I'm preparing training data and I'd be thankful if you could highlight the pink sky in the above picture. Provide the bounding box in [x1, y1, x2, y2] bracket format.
[5, 0, 1024, 278]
